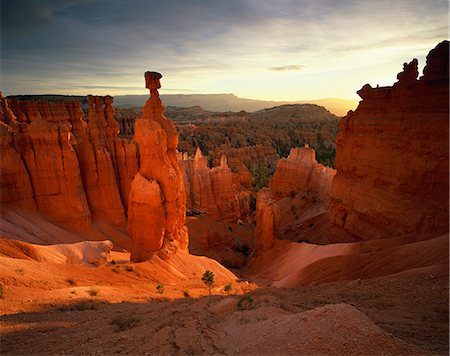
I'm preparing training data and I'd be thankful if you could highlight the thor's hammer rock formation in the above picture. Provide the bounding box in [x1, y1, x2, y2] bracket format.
[128, 72, 188, 262]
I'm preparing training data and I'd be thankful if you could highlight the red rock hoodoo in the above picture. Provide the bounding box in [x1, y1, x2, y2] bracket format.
[178, 148, 248, 222]
[330, 40, 449, 240]
[128, 72, 188, 262]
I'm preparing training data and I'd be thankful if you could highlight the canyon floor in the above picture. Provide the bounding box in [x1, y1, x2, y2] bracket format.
[1, 238, 448, 355]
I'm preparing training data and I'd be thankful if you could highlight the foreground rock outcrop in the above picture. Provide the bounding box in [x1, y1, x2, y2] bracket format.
[330, 40, 449, 240]
[128, 72, 188, 262]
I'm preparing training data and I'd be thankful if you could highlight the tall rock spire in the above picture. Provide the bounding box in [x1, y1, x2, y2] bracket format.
[128, 72, 188, 262]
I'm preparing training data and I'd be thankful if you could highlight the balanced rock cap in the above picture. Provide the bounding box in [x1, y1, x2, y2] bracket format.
[145, 71, 163, 90]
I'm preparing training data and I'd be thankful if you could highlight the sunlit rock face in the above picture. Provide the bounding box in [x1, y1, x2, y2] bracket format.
[178, 149, 247, 222]
[253, 188, 280, 252]
[270, 145, 336, 203]
[1, 91, 140, 232]
[330, 40, 449, 240]
[128, 72, 188, 262]
[1, 96, 92, 230]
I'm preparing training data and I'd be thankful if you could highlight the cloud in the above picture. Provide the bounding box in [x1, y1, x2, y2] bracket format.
[270, 65, 305, 71]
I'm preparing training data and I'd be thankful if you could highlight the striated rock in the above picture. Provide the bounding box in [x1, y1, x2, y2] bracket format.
[179, 149, 247, 222]
[18, 101, 92, 230]
[210, 155, 242, 221]
[270, 145, 335, 202]
[128, 72, 188, 262]
[254, 188, 280, 252]
[330, 41, 449, 240]
[0, 95, 35, 209]
[212, 144, 278, 171]
[73, 95, 127, 227]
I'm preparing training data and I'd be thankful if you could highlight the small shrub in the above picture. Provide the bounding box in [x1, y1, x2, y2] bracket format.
[110, 260, 117, 265]
[223, 284, 232, 293]
[112, 267, 120, 273]
[237, 295, 254, 310]
[66, 278, 76, 286]
[124, 265, 135, 272]
[87, 289, 99, 297]
[183, 290, 191, 298]
[202, 270, 215, 295]
[156, 283, 164, 294]
[110, 314, 140, 332]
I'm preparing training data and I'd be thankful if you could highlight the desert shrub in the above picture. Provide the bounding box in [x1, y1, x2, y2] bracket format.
[201, 270, 215, 295]
[110, 314, 140, 332]
[237, 295, 254, 310]
[223, 284, 232, 293]
[87, 289, 99, 297]
[183, 290, 191, 298]
[66, 278, 76, 286]
[124, 265, 135, 272]
[156, 283, 164, 294]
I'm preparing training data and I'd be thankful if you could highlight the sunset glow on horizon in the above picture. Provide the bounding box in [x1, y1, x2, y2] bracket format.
[1, 0, 448, 101]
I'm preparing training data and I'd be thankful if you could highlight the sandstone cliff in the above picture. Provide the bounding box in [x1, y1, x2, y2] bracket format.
[179, 148, 249, 222]
[330, 40, 449, 240]
[2, 93, 141, 231]
[128, 72, 188, 262]
[270, 145, 336, 202]
[252, 145, 336, 250]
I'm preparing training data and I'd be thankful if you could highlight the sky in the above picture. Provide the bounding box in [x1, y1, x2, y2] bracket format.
[1, 0, 448, 101]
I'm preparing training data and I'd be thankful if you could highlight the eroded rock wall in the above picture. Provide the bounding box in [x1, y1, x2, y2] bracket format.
[330, 40, 449, 239]
[178, 148, 248, 222]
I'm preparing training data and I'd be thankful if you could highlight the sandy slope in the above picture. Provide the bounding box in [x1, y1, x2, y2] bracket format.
[249, 232, 448, 287]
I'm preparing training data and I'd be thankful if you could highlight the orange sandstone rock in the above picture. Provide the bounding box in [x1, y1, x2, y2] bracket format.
[330, 40, 449, 240]
[270, 145, 335, 202]
[128, 72, 188, 262]
[254, 188, 280, 252]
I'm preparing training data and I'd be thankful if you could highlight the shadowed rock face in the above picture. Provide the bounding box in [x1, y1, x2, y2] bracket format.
[330, 40, 449, 240]
[128, 72, 188, 262]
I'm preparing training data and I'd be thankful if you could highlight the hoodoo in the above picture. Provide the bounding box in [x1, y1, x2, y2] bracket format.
[128, 72, 188, 262]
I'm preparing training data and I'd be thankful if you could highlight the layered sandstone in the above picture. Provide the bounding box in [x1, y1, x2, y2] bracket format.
[128, 72, 188, 262]
[0, 96, 35, 210]
[254, 188, 280, 252]
[330, 40, 449, 239]
[1, 92, 140, 233]
[179, 149, 248, 222]
[270, 145, 336, 202]
[12, 100, 92, 230]
[212, 144, 278, 171]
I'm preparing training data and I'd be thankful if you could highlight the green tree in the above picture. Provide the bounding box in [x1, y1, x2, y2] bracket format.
[201, 270, 215, 295]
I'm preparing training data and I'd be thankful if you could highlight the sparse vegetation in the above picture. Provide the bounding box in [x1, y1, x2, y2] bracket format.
[124, 265, 135, 272]
[66, 278, 76, 286]
[87, 289, 99, 297]
[237, 295, 254, 310]
[223, 283, 232, 293]
[202, 270, 215, 295]
[156, 283, 165, 294]
[110, 314, 141, 332]
[183, 290, 191, 298]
